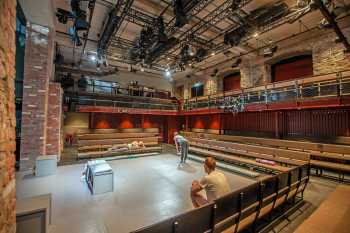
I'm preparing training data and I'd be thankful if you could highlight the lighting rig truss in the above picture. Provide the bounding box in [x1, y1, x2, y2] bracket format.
[97, 0, 134, 58]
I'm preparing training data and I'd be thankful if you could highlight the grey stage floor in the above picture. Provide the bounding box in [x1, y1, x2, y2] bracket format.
[16, 154, 256, 233]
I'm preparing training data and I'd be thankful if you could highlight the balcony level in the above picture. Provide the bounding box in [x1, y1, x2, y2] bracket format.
[63, 80, 179, 115]
[181, 70, 350, 115]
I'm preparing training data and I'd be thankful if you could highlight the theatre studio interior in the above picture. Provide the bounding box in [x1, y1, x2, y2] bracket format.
[1, 0, 350, 233]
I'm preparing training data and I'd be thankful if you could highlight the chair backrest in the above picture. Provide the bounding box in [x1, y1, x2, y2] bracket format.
[131, 203, 214, 233]
[290, 168, 300, 185]
[240, 182, 260, 211]
[300, 163, 310, 180]
[261, 176, 278, 199]
[277, 172, 289, 191]
[214, 189, 241, 225]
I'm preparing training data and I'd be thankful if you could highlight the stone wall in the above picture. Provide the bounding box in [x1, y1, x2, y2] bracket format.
[0, 0, 17, 232]
[175, 27, 350, 98]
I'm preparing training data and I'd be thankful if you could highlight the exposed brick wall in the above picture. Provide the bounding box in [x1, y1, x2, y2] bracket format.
[46, 83, 62, 159]
[0, 0, 17, 232]
[20, 23, 54, 170]
[175, 27, 350, 96]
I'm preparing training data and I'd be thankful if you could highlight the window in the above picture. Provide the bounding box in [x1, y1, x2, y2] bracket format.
[223, 72, 241, 91]
[271, 54, 313, 82]
[191, 83, 204, 98]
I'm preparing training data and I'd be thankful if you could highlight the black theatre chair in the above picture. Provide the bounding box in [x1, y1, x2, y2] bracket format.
[130, 203, 215, 233]
[273, 172, 290, 209]
[213, 182, 261, 233]
[257, 176, 278, 220]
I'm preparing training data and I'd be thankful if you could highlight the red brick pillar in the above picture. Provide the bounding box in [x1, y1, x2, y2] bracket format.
[0, 0, 17, 232]
[20, 22, 55, 170]
[46, 83, 62, 160]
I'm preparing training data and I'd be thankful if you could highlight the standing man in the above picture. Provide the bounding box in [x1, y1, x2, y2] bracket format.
[191, 157, 231, 207]
[173, 132, 189, 163]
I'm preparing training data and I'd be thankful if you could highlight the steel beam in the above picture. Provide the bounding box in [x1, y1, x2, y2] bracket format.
[314, 0, 350, 52]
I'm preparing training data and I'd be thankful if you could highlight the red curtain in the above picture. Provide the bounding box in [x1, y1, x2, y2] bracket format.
[223, 73, 241, 91]
[272, 55, 313, 82]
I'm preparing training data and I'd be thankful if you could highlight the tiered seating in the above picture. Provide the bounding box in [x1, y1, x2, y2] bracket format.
[77, 128, 162, 159]
[183, 132, 350, 179]
[186, 137, 309, 173]
[131, 165, 310, 233]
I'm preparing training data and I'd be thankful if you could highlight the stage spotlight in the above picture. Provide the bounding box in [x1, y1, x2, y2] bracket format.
[263, 45, 278, 57]
[165, 69, 171, 77]
[224, 27, 247, 46]
[231, 58, 242, 68]
[56, 8, 71, 24]
[90, 55, 96, 61]
[188, 46, 195, 56]
[231, 0, 242, 10]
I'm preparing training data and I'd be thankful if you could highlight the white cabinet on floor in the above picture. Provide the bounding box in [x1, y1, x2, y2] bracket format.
[86, 160, 114, 194]
[35, 155, 57, 177]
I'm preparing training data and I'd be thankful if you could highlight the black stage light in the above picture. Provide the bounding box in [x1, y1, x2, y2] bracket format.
[61, 73, 75, 88]
[231, 58, 242, 68]
[195, 48, 207, 62]
[56, 8, 71, 24]
[231, 0, 242, 10]
[78, 75, 88, 89]
[173, 0, 188, 28]
[75, 18, 89, 31]
[263, 45, 278, 57]
[224, 27, 247, 46]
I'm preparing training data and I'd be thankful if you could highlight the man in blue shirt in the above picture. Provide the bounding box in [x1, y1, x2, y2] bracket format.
[173, 132, 189, 163]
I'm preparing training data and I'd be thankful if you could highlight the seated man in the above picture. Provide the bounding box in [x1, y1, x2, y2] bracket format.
[191, 157, 231, 207]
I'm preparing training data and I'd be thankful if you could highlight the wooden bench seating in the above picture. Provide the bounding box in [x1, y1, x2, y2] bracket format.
[189, 146, 291, 172]
[294, 185, 350, 233]
[183, 132, 350, 177]
[76, 128, 161, 159]
[188, 137, 309, 164]
[77, 146, 162, 159]
[191, 142, 305, 167]
[187, 137, 309, 172]
[78, 137, 159, 149]
[78, 132, 159, 140]
[78, 142, 159, 152]
[131, 165, 310, 233]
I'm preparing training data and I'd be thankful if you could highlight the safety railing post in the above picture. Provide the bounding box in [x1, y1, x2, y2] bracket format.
[337, 72, 342, 96]
[295, 80, 299, 100]
[208, 95, 211, 108]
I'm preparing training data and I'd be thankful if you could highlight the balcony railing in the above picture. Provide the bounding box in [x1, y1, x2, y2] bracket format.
[65, 96, 179, 111]
[65, 82, 171, 100]
[64, 81, 178, 111]
[181, 70, 350, 111]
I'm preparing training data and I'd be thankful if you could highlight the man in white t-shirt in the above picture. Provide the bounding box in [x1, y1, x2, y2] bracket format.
[191, 157, 231, 207]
